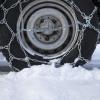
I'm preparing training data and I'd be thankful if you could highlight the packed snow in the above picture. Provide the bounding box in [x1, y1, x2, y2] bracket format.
[0, 45, 100, 100]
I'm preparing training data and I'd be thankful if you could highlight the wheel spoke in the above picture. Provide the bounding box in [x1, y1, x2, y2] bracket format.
[22, 27, 62, 33]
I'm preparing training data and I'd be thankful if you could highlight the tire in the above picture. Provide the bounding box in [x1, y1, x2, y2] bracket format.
[0, 0, 99, 71]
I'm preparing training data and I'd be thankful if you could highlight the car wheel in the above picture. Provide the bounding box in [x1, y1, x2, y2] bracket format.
[0, 0, 99, 71]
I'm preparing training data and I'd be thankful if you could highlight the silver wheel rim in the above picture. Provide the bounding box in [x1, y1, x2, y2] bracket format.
[17, 0, 79, 59]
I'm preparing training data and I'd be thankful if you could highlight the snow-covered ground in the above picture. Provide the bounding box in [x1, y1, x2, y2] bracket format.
[84, 44, 100, 69]
[0, 45, 100, 100]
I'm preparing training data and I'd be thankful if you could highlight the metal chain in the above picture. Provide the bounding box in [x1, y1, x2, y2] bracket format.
[0, 0, 100, 70]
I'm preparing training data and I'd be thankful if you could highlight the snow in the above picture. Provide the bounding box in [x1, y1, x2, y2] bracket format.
[0, 45, 100, 100]
[92, 44, 100, 61]
[84, 44, 100, 69]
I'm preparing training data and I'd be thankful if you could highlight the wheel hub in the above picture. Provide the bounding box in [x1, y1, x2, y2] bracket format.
[39, 16, 54, 35]
[34, 15, 62, 44]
